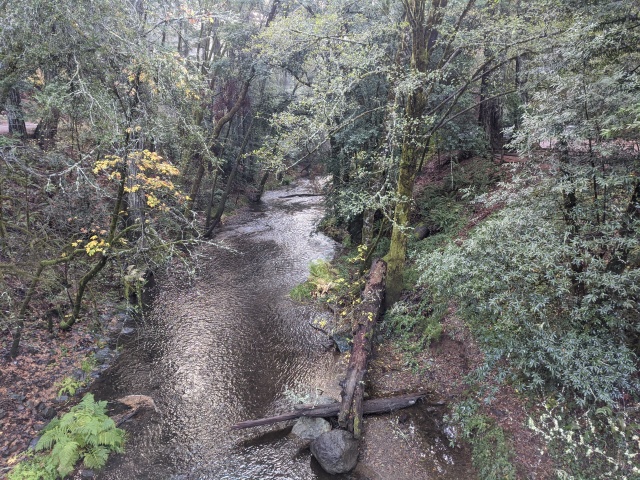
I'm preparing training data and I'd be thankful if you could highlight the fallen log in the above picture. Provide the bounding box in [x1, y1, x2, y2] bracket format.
[280, 193, 323, 198]
[230, 392, 428, 430]
[338, 258, 386, 439]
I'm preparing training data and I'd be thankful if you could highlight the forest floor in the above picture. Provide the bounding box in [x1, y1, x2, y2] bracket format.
[361, 152, 555, 479]
[365, 309, 554, 479]
[0, 293, 133, 476]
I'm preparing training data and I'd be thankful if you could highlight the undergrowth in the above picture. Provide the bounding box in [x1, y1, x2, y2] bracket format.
[8, 394, 125, 479]
[383, 300, 444, 354]
[446, 399, 517, 480]
[528, 402, 640, 479]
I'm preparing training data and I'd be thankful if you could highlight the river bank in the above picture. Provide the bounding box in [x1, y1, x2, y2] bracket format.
[0, 298, 136, 475]
[4, 178, 478, 480]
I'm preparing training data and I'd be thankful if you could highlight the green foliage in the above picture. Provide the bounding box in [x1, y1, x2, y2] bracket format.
[54, 377, 83, 398]
[419, 183, 639, 405]
[290, 259, 346, 303]
[7, 453, 58, 480]
[80, 355, 96, 375]
[383, 300, 443, 352]
[447, 400, 517, 480]
[289, 282, 315, 302]
[529, 403, 640, 478]
[31, 393, 125, 478]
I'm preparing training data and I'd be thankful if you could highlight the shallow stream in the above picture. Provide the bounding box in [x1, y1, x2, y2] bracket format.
[94, 179, 474, 479]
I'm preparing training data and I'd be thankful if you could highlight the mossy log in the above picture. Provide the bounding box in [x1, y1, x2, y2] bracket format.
[338, 258, 386, 439]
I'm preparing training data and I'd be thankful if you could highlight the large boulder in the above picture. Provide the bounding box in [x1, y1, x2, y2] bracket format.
[310, 429, 359, 475]
[291, 417, 331, 444]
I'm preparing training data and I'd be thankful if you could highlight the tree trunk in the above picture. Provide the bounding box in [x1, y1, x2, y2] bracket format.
[34, 109, 60, 150]
[338, 258, 386, 438]
[6, 87, 27, 138]
[385, 0, 432, 307]
[253, 171, 270, 203]
[34, 68, 61, 149]
[185, 77, 252, 214]
[124, 149, 146, 245]
[204, 123, 232, 230]
[204, 115, 255, 238]
[10, 255, 74, 357]
[61, 173, 126, 331]
[478, 50, 503, 152]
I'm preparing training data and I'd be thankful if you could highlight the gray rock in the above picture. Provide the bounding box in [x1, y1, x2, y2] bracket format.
[8, 392, 26, 402]
[39, 405, 57, 420]
[310, 429, 359, 475]
[34, 422, 47, 432]
[95, 348, 112, 363]
[54, 395, 69, 403]
[291, 417, 331, 443]
[332, 332, 352, 353]
[80, 469, 95, 478]
[28, 437, 40, 450]
[414, 222, 442, 240]
[121, 327, 135, 335]
[0, 409, 6, 419]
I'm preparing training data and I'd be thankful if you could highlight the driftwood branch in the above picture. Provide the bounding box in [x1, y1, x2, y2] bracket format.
[230, 392, 428, 430]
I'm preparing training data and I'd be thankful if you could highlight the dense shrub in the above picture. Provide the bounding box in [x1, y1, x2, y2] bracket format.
[418, 178, 639, 406]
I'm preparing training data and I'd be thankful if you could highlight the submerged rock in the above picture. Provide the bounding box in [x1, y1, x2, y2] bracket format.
[310, 429, 359, 475]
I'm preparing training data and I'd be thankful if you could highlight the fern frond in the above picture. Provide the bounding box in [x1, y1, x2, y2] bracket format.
[95, 400, 108, 415]
[83, 446, 110, 469]
[101, 417, 116, 432]
[52, 440, 80, 477]
[40, 418, 60, 434]
[98, 428, 125, 449]
[77, 418, 102, 444]
[25, 394, 126, 477]
[35, 430, 56, 451]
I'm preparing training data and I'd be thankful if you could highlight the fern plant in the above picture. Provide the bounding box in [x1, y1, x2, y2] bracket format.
[54, 376, 83, 398]
[7, 453, 58, 480]
[33, 393, 126, 478]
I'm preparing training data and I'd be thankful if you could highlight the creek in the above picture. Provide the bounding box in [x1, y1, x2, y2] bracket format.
[94, 179, 474, 479]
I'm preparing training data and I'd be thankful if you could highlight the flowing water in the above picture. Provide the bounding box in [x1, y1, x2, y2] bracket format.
[94, 179, 474, 480]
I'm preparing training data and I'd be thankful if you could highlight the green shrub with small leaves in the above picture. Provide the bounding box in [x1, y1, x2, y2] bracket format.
[419, 181, 639, 406]
[384, 300, 443, 352]
[446, 400, 517, 480]
[11, 394, 126, 479]
[528, 402, 640, 478]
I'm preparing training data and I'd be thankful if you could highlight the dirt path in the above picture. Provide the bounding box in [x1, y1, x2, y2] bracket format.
[0, 121, 38, 136]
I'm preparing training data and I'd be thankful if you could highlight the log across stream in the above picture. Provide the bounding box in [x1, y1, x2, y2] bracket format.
[231, 393, 429, 430]
[231, 259, 424, 475]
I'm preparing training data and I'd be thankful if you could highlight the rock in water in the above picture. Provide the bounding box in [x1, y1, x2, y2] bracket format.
[310, 429, 359, 474]
[291, 417, 331, 443]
